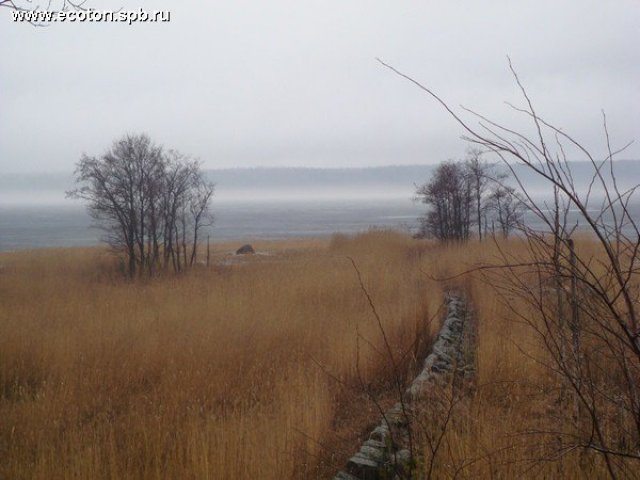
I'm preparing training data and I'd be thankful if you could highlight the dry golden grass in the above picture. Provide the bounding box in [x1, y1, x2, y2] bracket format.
[1, 232, 633, 479]
[0, 231, 438, 480]
[415, 237, 638, 479]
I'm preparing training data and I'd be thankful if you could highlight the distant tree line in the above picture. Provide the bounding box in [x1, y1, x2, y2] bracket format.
[68, 134, 214, 277]
[415, 148, 523, 241]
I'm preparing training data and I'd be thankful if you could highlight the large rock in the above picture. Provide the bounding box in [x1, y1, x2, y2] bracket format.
[235, 244, 255, 255]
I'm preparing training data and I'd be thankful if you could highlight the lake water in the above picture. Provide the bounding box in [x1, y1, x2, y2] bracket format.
[2, 187, 638, 252]
[0, 196, 424, 252]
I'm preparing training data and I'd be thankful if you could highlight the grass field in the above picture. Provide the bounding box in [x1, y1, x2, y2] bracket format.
[0, 232, 440, 479]
[0, 231, 635, 479]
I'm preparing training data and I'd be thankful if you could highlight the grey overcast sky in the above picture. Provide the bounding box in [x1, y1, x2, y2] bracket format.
[1, 0, 638, 172]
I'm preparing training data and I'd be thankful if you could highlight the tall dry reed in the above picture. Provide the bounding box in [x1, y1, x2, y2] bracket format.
[0, 232, 436, 479]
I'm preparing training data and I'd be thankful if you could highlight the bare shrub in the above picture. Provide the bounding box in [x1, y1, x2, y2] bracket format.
[381, 57, 640, 477]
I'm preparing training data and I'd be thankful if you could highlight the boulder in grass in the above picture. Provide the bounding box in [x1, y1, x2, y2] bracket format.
[235, 244, 255, 255]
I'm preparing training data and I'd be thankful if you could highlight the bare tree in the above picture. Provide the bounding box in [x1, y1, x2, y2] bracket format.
[380, 57, 640, 477]
[68, 134, 160, 277]
[417, 152, 512, 242]
[416, 160, 473, 241]
[464, 148, 491, 240]
[188, 175, 215, 267]
[487, 184, 523, 238]
[68, 134, 214, 277]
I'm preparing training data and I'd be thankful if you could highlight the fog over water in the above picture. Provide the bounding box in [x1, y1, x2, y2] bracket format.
[0, 167, 425, 251]
[1, 162, 638, 252]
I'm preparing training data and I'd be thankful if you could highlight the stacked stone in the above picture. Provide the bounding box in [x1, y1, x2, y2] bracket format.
[333, 295, 469, 480]
[406, 295, 467, 400]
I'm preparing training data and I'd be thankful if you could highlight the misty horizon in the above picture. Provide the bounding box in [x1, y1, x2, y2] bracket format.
[1, 160, 638, 205]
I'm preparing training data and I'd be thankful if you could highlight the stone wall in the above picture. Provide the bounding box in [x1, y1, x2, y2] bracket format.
[334, 294, 474, 480]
